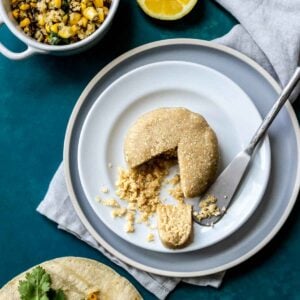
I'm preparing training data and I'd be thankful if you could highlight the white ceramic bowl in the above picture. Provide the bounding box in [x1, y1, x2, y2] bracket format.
[0, 0, 119, 60]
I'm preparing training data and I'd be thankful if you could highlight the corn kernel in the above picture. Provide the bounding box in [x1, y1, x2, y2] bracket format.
[80, 16, 88, 27]
[12, 9, 19, 19]
[81, 3, 86, 10]
[30, 2, 37, 8]
[45, 24, 50, 33]
[63, 15, 68, 24]
[98, 8, 104, 22]
[103, 6, 109, 15]
[19, 3, 30, 10]
[93, 0, 103, 8]
[20, 17, 30, 27]
[58, 26, 74, 38]
[83, 7, 98, 21]
[54, 0, 61, 8]
[37, 15, 45, 26]
[50, 23, 59, 33]
[69, 12, 81, 25]
[71, 24, 78, 33]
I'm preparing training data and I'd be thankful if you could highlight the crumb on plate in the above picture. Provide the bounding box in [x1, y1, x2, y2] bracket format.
[101, 186, 109, 193]
[111, 207, 127, 218]
[193, 195, 221, 221]
[115, 157, 175, 220]
[95, 195, 101, 202]
[147, 233, 155, 242]
[101, 198, 120, 207]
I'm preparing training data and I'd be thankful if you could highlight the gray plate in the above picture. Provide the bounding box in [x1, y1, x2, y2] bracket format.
[64, 39, 300, 277]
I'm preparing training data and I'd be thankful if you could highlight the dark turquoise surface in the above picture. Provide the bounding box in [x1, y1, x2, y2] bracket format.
[0, 0, 300, 299]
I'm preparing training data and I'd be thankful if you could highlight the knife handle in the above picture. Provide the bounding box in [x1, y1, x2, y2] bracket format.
[246, 67, 300, 155]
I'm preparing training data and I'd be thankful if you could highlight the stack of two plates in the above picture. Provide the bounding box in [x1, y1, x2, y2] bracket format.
[64, 39, 300, 277]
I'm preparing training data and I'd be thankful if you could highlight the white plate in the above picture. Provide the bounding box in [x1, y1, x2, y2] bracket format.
[78, 61, 271, 253]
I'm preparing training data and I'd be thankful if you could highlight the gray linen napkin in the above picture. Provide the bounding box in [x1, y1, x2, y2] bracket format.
[37, 1, 300, 299]
[38, 164, 225, 299]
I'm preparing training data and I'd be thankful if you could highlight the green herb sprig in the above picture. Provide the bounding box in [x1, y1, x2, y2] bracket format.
[18, 266, 67, 300]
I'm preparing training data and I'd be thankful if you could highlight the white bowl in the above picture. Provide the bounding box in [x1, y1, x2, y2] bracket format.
[0, 0, 119, 60]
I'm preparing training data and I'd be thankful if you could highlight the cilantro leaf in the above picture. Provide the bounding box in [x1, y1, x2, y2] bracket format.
[18, 266, 51, 300]
[61, 0, 69, 12]
[53, 290, 66, 300]
[18, 266, 66, 300]
[48, 32, 62, 45]
[48, 32, 70, 45]
[53, 289, 67, 300]
[48, 289, 67, 300]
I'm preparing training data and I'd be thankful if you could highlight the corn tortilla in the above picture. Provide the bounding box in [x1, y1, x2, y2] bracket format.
[0, 257, 142, 300]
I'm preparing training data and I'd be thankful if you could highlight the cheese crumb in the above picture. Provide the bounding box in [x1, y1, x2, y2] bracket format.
[124, 211, 136, 233]
[116, 158, 175, 218]
[101, 186, 109, 193]
[126, 211, 135, 222]
[110, 157, 185, 235]
[136, 212, 150, 224]
[95, 195, 101, 202]
[127, 203, 137, 211]
[194, 195, 221, 221]
[111, 207, 127, 218]
[147, 233, 155, 242]
[149, 224, 157, 230]
[168, 174, 180, 185]
[101, 198, 120, 207]
[167, 174, 185, 203]
[125, 222, 135, 233]
[168, 185, 184, 203]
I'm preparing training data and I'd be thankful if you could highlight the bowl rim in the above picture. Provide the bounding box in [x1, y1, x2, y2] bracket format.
[0, 0, 120, 52]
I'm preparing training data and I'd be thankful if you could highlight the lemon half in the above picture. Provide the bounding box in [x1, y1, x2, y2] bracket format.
[137, 0, 198, 20]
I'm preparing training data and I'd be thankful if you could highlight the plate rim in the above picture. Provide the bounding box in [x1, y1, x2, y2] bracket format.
[77, 59, 272, 253]
[64, 38, 300, 277]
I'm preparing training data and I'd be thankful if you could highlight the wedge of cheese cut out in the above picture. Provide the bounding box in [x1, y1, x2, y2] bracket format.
[157, 203, 193, 249]
[124, 107, 219, 198]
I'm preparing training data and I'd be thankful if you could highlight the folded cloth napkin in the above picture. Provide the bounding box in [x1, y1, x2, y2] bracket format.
[37, 1, 300, 299]
[38, 164, 225, 299]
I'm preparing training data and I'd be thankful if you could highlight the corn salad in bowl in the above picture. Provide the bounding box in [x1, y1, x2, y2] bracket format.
[10, 0, 111, 45]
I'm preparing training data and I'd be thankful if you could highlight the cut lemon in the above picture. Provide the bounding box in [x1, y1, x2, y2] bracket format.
[137, 0, 198, 20]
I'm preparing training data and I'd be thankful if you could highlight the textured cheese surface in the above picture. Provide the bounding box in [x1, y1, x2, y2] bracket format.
[157, 204, 192, 249]
[124, 107, 219, 197]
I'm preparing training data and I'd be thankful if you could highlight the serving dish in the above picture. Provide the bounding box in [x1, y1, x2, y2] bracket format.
[64, 39, 300, 277]
[77, 60, 271, 253]
[0, 0, 119, 60]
